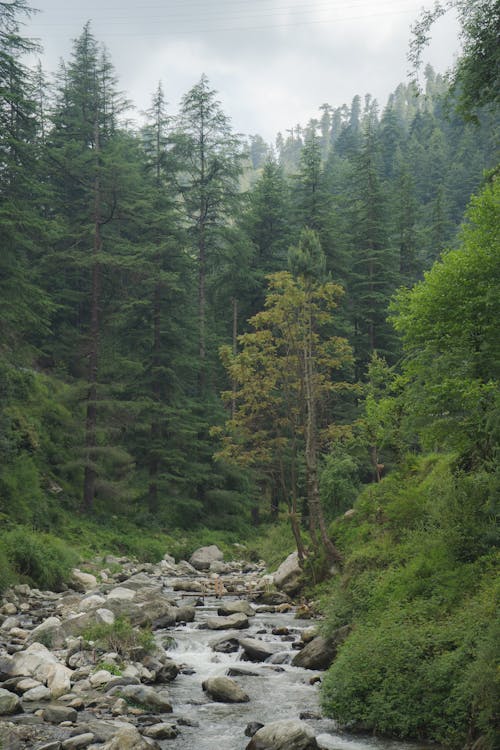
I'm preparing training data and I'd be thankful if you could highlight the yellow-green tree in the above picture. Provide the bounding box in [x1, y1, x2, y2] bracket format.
[218, 229, 353, 562]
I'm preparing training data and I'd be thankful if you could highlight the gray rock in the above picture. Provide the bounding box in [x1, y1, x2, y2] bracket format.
[0, 687, 22, 715]
[61, 735, 94, 749]
[202, 676, 249, 703]
[245, 719, 318, 750]
[205, 613, 249, 630]
[239, 637, 279, 662]
[143, 722, 179, 739]
[117, 684, 173, 712]
[22, 684, 51, 701]
[189, 545, 224, 571]
[71, 569, 98, 592]
[100, 725, 152, 749]
[42, 704, 78, 723]
[291, 629, 350, 671]
[273, 552, 303, 596]
[217, 600, 256, 617]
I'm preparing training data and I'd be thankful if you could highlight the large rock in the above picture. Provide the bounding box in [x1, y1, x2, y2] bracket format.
[47, 663, 73, 698]
[71, 569, 98, 592]
[101, 725, 152, 750]
[205, 613, 249, 630]
[239, 637, 279, 662]
[245, 719, 318, 750]
[42, 704, 78, 723]
[218, 600, 256, 617]
[28, 617, 64, 648]
[8, 642, 60, 682]
[0, 687, 22, 715]
[189, 545, 224, 571]
[292, 627, 350, 670]
[273, 552, 303, 596]
[115, 684, 172, 712]
[202, 676, 249, 703]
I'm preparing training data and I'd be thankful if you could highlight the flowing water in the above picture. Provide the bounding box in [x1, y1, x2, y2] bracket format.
[153, 588, 435, 750]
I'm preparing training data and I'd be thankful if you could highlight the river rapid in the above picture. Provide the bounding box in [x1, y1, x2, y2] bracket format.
[156, 581, 435, 750]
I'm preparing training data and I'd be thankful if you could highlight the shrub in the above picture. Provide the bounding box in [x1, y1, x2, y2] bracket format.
[2, 527, 78, 591]
[83, 617, 154, 657]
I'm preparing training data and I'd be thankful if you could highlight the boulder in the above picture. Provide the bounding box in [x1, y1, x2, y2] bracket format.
[71, 569, 98, 592]
[116, 684, 172, 712]
[22, 684, 51, 701]
[202, 676, 249, 703]
[205, 613, 249, 630]
[8, 642, 60, 681]
[245, 719, 318, 750]
[61, 735, 95, 749]
[47, 663, 73, 698]
[27, 617, 64, 648]
[100, 725, 152, 750]
[42, 704, 78, 723]
[239, 637, 279, 662]
[143, 722, 179, 739]
[95, 608, 115, 626]
[217, 600, 256, 617]
[189, 545, 224, 571]
[106, 587, 136, 602]
[77, 595, 106, 612]
[291, 636, 335, 670]
[0, 687, 22, 715]
[273, 552, 303, 596]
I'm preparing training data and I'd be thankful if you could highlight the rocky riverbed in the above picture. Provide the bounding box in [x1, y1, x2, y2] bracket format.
[0, 547, 436, 750]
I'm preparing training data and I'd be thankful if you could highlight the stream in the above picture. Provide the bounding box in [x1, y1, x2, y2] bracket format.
[155, 583, 435, 750]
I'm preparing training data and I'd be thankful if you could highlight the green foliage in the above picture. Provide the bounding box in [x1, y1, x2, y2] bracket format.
[320, 454, 499, 748]
[83, 617, 154, 657]
[94, 661, 122, 676]
[248, 519, 297, 570]
[1, 527, 78, 591]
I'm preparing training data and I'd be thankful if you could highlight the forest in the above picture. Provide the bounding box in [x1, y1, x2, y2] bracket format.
[0, 0, 498, 747]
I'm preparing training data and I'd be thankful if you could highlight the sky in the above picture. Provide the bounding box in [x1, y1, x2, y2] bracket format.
[21, 0, 461, 142]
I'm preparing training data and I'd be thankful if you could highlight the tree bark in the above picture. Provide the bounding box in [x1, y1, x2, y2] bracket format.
[82, 117, 101, 513]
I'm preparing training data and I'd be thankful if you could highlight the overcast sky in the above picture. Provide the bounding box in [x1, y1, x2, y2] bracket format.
[23, 0, 461, 142]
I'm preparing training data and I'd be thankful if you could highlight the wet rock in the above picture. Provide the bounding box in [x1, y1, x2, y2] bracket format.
[143, 722, 179, 739]
[245, 719, 318, 749]
[205, 613, 249, 630]
[211, 636, 240, 654]
[292, 627, 350, 670]
[174, 604, 195, 622]
[189, 545, 224, 571]
[0, 687, 22, 715]
[217, 600, 256, 617]
[245, 721, 265, 737]
[173, 579, 204, 593]
[202, 676, 249, 703]
[239, 637, 278, 662]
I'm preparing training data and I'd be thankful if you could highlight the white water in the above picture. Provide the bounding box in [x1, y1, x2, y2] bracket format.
[153, 591, 435, 750]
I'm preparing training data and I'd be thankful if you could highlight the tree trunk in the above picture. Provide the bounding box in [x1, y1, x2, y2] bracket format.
[82, 118, 101, 513]
[303, 303, 342, 563]
[148, 277, 162, 514]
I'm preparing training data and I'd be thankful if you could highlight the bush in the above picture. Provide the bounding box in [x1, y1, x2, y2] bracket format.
[2, 527, 78, 591]
[83, 617, 154, 657]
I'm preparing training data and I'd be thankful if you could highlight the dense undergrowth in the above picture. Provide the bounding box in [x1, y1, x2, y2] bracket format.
[319, 454, 499, 749]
